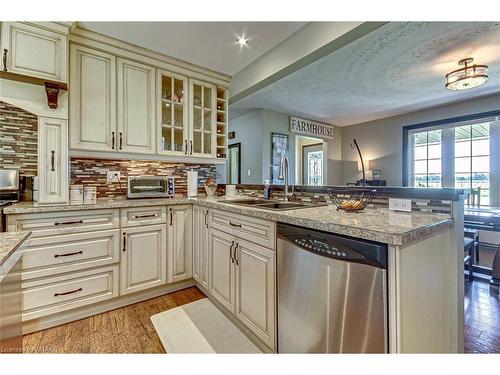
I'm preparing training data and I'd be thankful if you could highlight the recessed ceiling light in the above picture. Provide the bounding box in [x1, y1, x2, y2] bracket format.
[236, 36, 248, 47]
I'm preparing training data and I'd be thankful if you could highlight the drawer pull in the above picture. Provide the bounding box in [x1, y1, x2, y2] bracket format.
[133, 214, 156, 219]
[54, 287, 82, 297]
[54, 251, 83, 258]
[55, 220, 83, 226]
[229, 221, 242, 228]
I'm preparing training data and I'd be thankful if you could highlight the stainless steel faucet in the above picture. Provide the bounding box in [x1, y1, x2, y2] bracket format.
[278, 154, 290, 202]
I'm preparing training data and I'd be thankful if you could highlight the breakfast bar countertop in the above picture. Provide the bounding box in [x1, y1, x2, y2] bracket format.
[0, 231, 30, 281]
[3, 196, 453, 246]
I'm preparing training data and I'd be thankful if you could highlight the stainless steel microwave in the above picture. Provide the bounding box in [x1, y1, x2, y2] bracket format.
[127, 176, 175, 198]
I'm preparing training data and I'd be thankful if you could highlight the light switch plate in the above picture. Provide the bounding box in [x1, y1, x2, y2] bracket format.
[107, 171, 121, 183]
[389, 198, 412, 212]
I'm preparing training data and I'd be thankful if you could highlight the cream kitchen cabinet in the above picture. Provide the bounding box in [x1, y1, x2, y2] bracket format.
[234, 238, 276, 350]
[209, 229, 235, 312]
[167, 205, 193, 283]
[209, 223, 276, 350]
[120, 224, 167, 295]
[37, 117, 68, 205]
[193, 206, 210, 290]
[0, 22, 68, 82]
[69, 44, 116, 152]
[117, 58, 156, 154]
[189, 79, 216, 158]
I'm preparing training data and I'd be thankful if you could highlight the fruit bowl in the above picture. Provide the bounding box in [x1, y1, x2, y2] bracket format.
[328, 188, 376, 212]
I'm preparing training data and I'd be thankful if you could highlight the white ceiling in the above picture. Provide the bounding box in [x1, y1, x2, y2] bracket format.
[78, 22, 307, 75]
[230, 22, 500, 126]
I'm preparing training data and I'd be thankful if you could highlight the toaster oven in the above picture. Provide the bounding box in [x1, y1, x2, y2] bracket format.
[127, 176, 175, 198]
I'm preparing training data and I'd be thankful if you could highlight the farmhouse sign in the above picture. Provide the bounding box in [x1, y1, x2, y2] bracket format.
[290, 117, 334, 139]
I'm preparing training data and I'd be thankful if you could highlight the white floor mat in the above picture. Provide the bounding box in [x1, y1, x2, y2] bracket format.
[151, 298, 262, 353]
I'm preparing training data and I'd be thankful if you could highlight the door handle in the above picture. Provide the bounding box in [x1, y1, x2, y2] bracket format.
[54, 251, 83, 258]
[190, 140, 193, 155]
[204, 210, 209, 228]
[2, 49, 7, 71]
[50, 150, 55, 171]
[119, 132, 123, 150]
[169, 209, 173, 225]
[54, 288, 82, 297]
[184, 140, 188, 154]
[234, 243, 239, 266]
[123, 233, 127, 252]
[112, 132, 116, 150]
[229, 241, 235, 263]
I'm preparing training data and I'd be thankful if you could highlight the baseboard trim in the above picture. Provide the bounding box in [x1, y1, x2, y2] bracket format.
[22, 279, 195, 335]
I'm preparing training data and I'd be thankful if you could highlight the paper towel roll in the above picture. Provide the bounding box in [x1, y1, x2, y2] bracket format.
[187, 171, 198, 197]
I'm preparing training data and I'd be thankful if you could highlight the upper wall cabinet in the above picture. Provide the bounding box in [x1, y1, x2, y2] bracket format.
[189, 79, 216, 158]
[69, 44, 116, 152]
[0, 22, 68, 82]
[157, 70, 189, 155]
[117, 58, 156, 154]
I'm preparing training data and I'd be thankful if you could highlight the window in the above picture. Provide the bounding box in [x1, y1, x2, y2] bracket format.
[404, 112, 499, 207]
[454, 123, 490, 206]
[413, 129, 442, 188]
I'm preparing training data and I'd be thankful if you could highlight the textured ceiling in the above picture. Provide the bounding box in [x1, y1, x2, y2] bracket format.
[230, 22, 500, 126]
[78, 22, 306, 75]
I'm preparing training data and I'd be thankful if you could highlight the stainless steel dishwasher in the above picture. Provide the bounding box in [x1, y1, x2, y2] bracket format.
[277, 223, 388, 353]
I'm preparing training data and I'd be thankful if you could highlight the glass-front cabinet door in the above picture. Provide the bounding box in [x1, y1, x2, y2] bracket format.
[158, 70, 188, 155]
[189, 79, 216, 157]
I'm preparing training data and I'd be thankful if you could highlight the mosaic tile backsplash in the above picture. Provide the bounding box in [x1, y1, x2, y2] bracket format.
[70, 158, 218, 198]
[0, 101, 38, 176]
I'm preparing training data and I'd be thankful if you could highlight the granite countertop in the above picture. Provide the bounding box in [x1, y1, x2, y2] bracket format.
[4, 196, 452, 246]
[0, 231, 30, 281]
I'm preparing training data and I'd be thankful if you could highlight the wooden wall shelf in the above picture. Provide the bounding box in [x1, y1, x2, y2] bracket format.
[0, 71, 67, 109]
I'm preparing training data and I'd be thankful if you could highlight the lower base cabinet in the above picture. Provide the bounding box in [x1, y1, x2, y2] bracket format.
[167, 205, 193, 283]
[120, 224, 167, 295]
[193, 206, 210, 290]
[209, 228, 276, 350]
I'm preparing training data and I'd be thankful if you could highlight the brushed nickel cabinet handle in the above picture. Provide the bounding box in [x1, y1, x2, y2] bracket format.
[123, 233, 127, 252]
[229, 241, 235, 263]
[54, 220, 83, 226]
[229, 221, 241, 228]
[54, 251, 83, 258]
[54, 288, 82, 297]
[119, 132, 123, 150]
[50, 150, 55, 171]
[111, 132, 115, 150]
[234, 243, 239, 266]
[2, 49, 7, 71]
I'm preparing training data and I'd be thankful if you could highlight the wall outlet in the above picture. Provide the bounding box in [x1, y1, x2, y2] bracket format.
[107, 171, 121, 183]
[389, 198, 412, 212]
[247, 169, 251, 177]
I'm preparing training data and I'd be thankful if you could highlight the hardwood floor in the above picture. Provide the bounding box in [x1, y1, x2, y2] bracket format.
[22, 281, 500, 354]
[464, 280, 500, 353]
[22, 286, 206, 354]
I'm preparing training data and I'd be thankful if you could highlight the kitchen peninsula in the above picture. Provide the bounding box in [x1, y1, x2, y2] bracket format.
[4, 187, 465, 353]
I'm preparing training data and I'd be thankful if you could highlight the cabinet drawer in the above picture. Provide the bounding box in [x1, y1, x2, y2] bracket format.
[8, 209, 119, 237]
[210, 209, 276, 249]
[120, 206, 167, 228]
[22, 229, 120, 280]
[22, 265, 119, 321]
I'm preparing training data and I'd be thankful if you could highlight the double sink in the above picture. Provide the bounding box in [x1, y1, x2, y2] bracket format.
[221, 198, 327, 211]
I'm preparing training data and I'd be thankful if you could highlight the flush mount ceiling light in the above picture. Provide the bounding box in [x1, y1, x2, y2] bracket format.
[445, 58, 488, 91]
